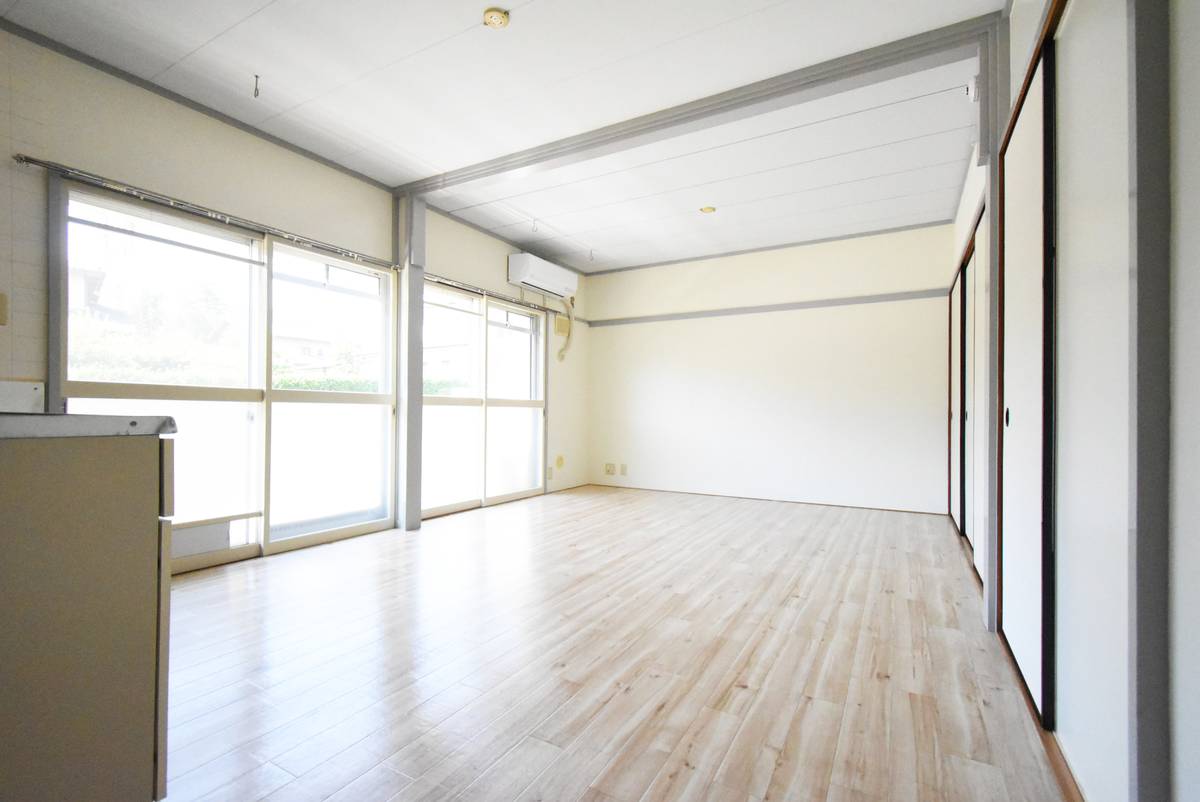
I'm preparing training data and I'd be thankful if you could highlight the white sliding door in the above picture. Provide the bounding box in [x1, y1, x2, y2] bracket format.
[421, 283, 545, 518]
[1001, 56, 1053, 720]
[963, 253, 976, 547]
[949, 277, 962, 531]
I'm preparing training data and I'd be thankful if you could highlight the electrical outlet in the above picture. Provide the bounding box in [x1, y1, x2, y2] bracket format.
[604, 463, 616, 476]
[547, 466, 554, 480]
[620, 464, 627, 476]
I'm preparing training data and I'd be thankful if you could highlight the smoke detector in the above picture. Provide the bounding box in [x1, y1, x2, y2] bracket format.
[483, 7, 510, 28]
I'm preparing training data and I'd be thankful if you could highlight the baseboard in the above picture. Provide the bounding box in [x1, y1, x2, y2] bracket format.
[582, 482, 942, 516]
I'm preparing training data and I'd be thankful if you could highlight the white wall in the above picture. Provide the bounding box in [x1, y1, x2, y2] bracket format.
[1053, 1, 1132, 798]
[951, 142, 987, 273]
[0, 30, 394, 384]
[424, 210, 592, 493]
[1170, 1, 1199, 798]
[1009, 0, 1054, 103]
[586, 225, 952, 513]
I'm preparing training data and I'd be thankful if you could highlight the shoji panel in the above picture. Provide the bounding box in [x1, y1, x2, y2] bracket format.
[1001, 51, 1055, 723]
[950, 276, 962, 530]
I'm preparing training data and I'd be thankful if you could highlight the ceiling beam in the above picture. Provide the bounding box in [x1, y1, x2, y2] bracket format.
[394, 12, 1000, 198]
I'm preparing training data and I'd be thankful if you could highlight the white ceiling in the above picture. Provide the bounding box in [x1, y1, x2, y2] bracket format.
[4, 0, 998, 271]
[6, 0, 1000, 185]
[428, 57, 980, 272]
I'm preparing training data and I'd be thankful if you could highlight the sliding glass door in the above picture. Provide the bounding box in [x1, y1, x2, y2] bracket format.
[265, 245, 395, 549]
[62, 189, 268, 562]
[421, 282, 545, 518]
[58, 183, 396, 567]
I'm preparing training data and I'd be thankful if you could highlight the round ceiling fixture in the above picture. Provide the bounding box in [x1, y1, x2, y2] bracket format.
[699, 206, 717, 214]
[483, 7, 510, 28]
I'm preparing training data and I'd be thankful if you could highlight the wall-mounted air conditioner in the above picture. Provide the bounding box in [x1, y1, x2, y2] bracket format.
[508, 252, 577, 299]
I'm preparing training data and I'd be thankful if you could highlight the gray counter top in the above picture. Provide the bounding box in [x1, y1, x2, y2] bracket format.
[0, 413, 177, 439]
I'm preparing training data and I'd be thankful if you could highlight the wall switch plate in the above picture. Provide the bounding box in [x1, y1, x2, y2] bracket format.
[554, 315, 571, 336]
[620, 464, 627, 476]
[604, 463, 615, 476]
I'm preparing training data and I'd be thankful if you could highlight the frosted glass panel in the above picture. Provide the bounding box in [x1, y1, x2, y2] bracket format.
[422, 405, 483, 511]
[67, 397, 261, 524]
[486, 406, 543, 499]
[272, 247, 390, 393]
[270, 402, 390, 538]
[67, 204, 260, 388]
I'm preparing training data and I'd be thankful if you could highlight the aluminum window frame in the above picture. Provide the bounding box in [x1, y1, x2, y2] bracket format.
[420, 281, 546, 518]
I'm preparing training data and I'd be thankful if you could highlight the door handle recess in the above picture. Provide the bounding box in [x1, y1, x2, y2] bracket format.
[1005, 408, 1011, 426]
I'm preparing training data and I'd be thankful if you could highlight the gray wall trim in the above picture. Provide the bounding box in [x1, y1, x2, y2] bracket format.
[0, 17, 394, 194]
[588, 287, 947, 328]
[584, 220, 955, 277]
[423, 205, 586, 277]
[398, 198, 426, 531]
[395, 13, 999, 196]
[1126, 0, 1172, 798]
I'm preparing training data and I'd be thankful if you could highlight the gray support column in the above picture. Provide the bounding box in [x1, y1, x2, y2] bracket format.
[1126, 0, 1172, 797]
[984, 15, 1009, 633]
[398, 197, 426, 531]
[45, 173, 68, 414]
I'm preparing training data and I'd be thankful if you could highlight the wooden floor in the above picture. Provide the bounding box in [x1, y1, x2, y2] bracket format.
[165, 486, 1066, 802]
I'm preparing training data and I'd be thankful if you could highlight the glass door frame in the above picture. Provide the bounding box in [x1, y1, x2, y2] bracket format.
[261, 237, 398, 556]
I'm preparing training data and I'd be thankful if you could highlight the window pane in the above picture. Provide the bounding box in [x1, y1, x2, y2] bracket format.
[423, 290, 482, 398]
[67, 397, 261, 524]
[485, 406, 543, 498]
[269, 402, 390, 539]
[67, 217, 260, 388]
[70, 196, 254, 259]
[272, 248, 390, 393]
[422, 405, 482, 511]
[487, 307, 541, 400]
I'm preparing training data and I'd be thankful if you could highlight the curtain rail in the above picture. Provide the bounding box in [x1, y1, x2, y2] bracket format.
[14, 154, 397, 270]
[423, 272, 562, 316]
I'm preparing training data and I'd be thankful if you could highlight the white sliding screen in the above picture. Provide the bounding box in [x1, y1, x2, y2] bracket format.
[421, 282, 545, 518]
[949, 275, 962, 531]
[1001, 50, 1055, 723]
[963, 252, 976, 547]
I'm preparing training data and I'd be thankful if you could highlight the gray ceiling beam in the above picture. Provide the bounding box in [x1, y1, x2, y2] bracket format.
[394, 12, 1000, 197]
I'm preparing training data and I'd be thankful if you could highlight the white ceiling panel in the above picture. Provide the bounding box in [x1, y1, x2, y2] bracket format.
[6, 0, 277, 77]
[436, 55, 978, 271]
[5, 0, 1002, 184]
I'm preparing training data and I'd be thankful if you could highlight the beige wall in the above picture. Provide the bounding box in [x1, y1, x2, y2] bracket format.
[586, 225, 953, 513]
[1170, 0, 1198, 797]
[0, 30, 394, 384]
[424, 209, 592, 492]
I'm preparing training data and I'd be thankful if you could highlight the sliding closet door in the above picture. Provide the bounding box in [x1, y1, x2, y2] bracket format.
[949, 276, 962, 531]
[1001, 50, 1055, 723]
[963, 253, 976, 547]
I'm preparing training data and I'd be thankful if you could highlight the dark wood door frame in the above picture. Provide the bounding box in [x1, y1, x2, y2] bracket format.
[997, 36, 1058, 731]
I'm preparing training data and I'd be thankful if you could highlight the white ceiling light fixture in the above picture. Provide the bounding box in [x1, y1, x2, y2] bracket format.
[483, 7, 510, 29]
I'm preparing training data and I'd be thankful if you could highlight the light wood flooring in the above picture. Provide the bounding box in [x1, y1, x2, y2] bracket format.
[164, 486, 1067, 802]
